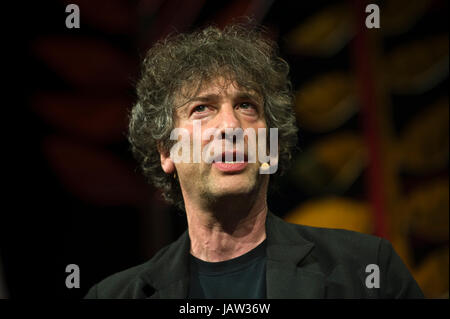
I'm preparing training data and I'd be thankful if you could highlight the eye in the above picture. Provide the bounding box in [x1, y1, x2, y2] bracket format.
[239, 102, 253, 109]
[193, 105, 208, 113]
[237, 102, 257, 113]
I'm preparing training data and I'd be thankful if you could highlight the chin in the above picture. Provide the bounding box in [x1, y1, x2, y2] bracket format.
[210, 179, 257, 197]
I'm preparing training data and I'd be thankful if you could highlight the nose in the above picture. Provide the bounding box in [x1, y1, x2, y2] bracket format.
[217, 104, 241, 137]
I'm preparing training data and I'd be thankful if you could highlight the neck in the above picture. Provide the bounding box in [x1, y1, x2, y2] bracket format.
[185, 189, 268, 262]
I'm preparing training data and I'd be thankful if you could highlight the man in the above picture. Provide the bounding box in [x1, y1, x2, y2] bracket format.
[85, 23, 423, 299]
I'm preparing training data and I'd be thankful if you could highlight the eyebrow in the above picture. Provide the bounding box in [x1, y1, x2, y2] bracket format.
[186, 94, 220, 104]
[179, 92, 262, 108]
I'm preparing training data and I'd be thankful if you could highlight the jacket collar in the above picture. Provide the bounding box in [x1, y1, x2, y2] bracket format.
[141, 211, 325, 298]
[141, 230, 191, 298]
[265, 211, 325, 298]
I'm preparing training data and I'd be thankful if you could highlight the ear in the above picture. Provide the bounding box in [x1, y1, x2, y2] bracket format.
[158, 143, 175, 174]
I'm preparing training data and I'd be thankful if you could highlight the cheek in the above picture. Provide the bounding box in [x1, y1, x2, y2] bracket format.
[175, 163, 197, 177]
[252, 122, 269, 143]
[257, 119, 268, 129]
[246, 117, 267, 130]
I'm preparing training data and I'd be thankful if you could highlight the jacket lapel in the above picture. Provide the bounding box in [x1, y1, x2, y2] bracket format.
[141, 230, 191, 299]
[151, 275, 190, 299]
[265, 212, 326, 298]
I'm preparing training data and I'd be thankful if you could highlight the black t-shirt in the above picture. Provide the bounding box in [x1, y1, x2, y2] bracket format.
[188, 240, 267, 299]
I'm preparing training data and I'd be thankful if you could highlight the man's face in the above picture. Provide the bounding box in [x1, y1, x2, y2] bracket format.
[165, 77, 270, 204]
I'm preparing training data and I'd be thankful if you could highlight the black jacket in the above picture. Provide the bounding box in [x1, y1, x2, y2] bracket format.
[85, 212, 424, 298]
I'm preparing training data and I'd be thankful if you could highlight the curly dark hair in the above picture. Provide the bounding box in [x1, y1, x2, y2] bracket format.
[128, 22, 298, 211]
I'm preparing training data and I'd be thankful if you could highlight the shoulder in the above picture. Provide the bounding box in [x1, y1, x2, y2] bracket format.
[270, 212, 383, 261]
[284, 216, 395, 269]
[84, 241, 175, 299]
[295, 222, 382, 253]
[271, 215, 424, 298]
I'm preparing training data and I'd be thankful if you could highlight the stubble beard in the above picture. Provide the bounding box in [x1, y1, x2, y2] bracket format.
[197, 162, 262, 208]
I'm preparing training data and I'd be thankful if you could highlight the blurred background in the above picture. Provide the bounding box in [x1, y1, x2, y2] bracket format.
[1, 0, 448, 299]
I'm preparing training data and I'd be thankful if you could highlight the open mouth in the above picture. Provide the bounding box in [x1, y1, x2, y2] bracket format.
[212, 151, 248, 172]
[213, 151, 248, 163]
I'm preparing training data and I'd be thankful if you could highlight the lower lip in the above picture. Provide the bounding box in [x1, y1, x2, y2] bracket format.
[212, 162, 248, 172]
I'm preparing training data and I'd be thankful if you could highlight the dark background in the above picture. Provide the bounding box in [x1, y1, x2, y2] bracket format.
[2, 0, 448, 299]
